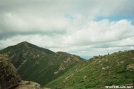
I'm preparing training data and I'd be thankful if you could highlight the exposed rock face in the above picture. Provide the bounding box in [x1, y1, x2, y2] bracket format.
[0, 54, 21, 89]
[0, 54, 41, 89]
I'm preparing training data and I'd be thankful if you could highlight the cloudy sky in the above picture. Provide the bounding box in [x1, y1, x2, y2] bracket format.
[0, 0, 134, 59]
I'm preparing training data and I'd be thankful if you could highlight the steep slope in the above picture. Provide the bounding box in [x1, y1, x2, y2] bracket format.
[45, 50, 134, 89]
[0, 41, 84, 86]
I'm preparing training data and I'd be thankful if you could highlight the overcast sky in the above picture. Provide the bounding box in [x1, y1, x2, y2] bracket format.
[0, 0, 134, 59]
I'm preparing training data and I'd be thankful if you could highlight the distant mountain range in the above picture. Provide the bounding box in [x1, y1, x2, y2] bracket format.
[0, 41, 134, 89]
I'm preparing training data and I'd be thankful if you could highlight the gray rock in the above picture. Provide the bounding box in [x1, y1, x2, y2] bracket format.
[126, 64, 134, 71]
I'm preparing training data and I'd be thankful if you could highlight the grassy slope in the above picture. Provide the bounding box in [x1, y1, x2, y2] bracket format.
[45, 50, 134, 89]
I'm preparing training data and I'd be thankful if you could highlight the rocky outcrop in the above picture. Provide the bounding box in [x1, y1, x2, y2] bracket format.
[0, 54, 21, 89]
[126, 64, 134, 71]
[0, 54, 41, 89]
[14, 80, 40, 89]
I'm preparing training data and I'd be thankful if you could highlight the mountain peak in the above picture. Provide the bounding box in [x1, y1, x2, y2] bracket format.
[19, 41, 29, 44]
[22, 41, 28, 43]
[17, 41, 29, 44]
[0, 41, 55, 57]
[17, 41, 34, 46]
[16, 41, 30, 48]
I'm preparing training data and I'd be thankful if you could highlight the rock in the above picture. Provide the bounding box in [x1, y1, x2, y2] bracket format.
[0, 54, 41, 89]
[126, 64, 134, 71]
[125, 83, 134, 86]
[14, 80, 41, 89]
[102, 67, 105, 70]
[83, 76, 87, 79]
[0, 54, 21, 89]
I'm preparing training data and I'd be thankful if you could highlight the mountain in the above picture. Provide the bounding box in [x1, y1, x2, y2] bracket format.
[0, 41, 134, 89]
[45, 50, 134, 89]
[0, 41, 84, 86]
[0, 41, 54, 68]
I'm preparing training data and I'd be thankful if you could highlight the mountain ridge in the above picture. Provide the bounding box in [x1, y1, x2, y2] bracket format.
[45, 50, 134, 89]
[0, 41, 84, 86]
[0, 41, 134, 89]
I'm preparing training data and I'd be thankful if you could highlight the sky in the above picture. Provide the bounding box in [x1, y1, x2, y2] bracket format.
[0, 0, 134, 59]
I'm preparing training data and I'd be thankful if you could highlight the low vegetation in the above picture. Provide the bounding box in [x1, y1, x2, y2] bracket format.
[0, 41, 134, 89]
[45, 50, 134, 89]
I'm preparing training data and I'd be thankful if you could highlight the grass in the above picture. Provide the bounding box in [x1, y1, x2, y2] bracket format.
[45, 50, 134, 89]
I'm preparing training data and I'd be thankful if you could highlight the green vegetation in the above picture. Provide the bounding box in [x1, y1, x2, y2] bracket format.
[0, 41, 134, 89]
[0, 41, 83, 86]
[45, 50, 134, 89]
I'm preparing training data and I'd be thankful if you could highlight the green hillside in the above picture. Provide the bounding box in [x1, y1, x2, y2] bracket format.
[0, 42, 134, 89]
[45, 50, 134, 89]
[0, 41, 84, 86]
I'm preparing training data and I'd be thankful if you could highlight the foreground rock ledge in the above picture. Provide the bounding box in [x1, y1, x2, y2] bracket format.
[0, 54, 21, 89]
[0, 54, 40, 89]
[13, 80, 40, 89]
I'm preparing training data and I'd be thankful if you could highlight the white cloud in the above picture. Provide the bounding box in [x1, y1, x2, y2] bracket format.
[1, 19, 134, 59]
[65, 19, 134, 45]
[0, 0, 134, 59]
[3, 12, 69, 33]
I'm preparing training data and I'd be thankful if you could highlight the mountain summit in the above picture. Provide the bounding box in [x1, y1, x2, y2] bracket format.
[0, 41, 84, 86]
[0, 41, 55, 68]
[14, 41, 54, 54]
